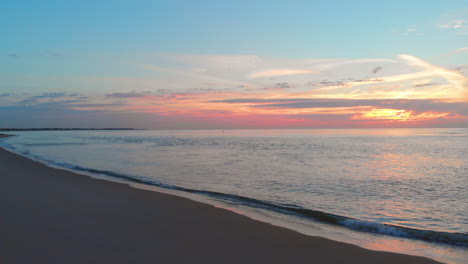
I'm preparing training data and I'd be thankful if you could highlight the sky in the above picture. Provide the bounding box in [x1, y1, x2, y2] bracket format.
[1, 0, 467, 129]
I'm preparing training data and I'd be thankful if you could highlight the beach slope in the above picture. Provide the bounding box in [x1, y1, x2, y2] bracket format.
[0, 147, 441, 264]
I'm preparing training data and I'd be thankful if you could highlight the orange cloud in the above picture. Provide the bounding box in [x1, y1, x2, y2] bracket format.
[67, 54, 468, 128]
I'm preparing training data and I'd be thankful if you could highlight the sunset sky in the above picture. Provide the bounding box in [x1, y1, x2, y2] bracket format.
[1, 0, 467, 129]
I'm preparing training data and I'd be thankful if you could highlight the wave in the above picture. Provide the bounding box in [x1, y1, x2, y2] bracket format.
[0, 141, 466, 248]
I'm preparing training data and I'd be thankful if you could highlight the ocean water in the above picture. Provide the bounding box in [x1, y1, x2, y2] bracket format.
[1, 129, 467, 263]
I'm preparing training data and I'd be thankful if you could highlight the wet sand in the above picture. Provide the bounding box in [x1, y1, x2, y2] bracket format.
[0, 140, 441, 264]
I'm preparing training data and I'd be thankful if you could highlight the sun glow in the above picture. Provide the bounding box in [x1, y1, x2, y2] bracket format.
[358, 109, 413, 120]
[353, 108, 452, 121]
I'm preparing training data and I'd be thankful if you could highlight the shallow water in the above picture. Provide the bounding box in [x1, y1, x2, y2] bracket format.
[1, 128, 467, 262]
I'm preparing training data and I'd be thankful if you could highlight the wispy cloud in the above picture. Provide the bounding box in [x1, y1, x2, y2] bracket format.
[399, 54, 467, 96]
[249, 69, 317, 78]
[453, 47, 468, 53]
[440, 20, 467, 29]
[208, 98, 467, 114]
[34, 92, 75, 99]
[105, 91, 151, 98]
[2, 52, 466, 128]
[439, 18, 468, 35]
[141, 64, 245, 87]
[436, 47, 468, 60]
[15, 92, 86, 104]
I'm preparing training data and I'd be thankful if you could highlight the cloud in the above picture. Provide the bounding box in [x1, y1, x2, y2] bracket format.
[17, 98, 39, 105]
[34, 92, 69, 99]
[14, 95, 128, 111]
[440, 20, 467, 29]
[138, 54, 401, 96]
[69, 101, 128, 109]
[209, 98, 274, 103]
[14, 92, 89, 106]
[142, 63, 244, 87]
[249, 69, 318, 78]
[262, 82, 296, 90]
[372, 66, 383, 74]
[105, 91, 151, 98]
[413, 79, 438, 87]
[293, 54, 467, 100]
[212, 97, 454, 107]
[439, 19, 468, 35]
[35, 100, 91, 107]
[13, 92, 85, 101]
[453, 47, 468, 54]
[308, 80, 347, 87]
[259, 99, 465, 112]
[310, 59, 396, 71]
[209, 97, 468, 117]
[399, 54, 467, 92]
[440, 47, 468, 58]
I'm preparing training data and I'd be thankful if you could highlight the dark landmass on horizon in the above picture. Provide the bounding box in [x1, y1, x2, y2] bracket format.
[0, 128, 143, 131]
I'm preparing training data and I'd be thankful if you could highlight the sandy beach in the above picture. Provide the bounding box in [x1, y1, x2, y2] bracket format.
[0, 139, 441, 264]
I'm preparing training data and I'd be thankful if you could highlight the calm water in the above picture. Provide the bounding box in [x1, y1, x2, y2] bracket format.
[1, 129, 467, 262]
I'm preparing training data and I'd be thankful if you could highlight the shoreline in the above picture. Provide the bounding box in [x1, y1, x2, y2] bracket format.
[0, 143, 442, 263]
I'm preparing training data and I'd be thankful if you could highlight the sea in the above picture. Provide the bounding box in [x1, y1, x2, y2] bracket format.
[1, 128, 467, 263]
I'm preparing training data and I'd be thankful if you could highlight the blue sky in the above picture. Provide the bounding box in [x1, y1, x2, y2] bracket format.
[0, 1, 467, 128]
[2, 0, 466, 58]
